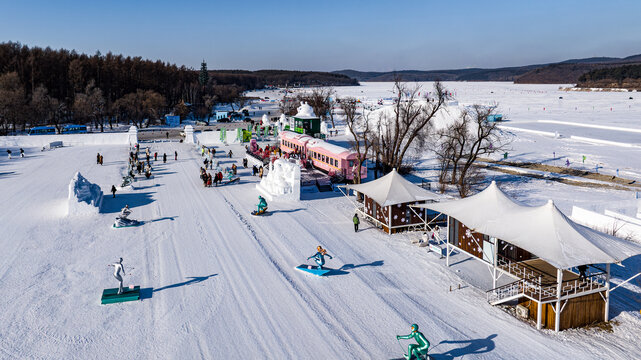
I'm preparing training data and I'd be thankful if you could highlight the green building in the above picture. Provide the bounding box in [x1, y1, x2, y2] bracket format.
[293, 101, 322, 138]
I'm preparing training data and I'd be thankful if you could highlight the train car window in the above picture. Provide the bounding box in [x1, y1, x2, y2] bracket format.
[349, 160, 354, 167]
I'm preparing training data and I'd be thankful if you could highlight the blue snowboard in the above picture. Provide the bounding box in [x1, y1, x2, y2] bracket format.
[296, 264, 331, 276]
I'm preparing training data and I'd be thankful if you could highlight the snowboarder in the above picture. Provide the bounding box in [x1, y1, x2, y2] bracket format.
[19, 148, 24, 157]
[174, 151, 178, 161]
[396, 324, 430, 360]
[111, 185, 117, 198]
[254, 195, 268, 215]
[6, 149, 11, 159]
[163, 153, 167, 163]
[353, 213, 360, 232]
[307, 246, 333, 270]
[108, 258, 126, 294]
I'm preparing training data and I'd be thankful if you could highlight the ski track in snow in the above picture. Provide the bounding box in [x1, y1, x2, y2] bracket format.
[1, 118, 641, 358]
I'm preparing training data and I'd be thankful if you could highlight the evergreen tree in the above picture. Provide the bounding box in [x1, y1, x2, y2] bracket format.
[199, 60, 209, 87]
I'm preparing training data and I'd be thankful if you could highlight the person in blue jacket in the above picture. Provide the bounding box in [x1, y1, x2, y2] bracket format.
[308, 246, 333, 270]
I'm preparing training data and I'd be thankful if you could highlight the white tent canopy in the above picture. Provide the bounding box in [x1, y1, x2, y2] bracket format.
[345, 169, 441, 207]
[413, 181, 641, 268]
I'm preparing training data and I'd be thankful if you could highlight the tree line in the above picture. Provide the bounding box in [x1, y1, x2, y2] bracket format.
[0, 42, 358, 134]
[577, 64, 641, 89]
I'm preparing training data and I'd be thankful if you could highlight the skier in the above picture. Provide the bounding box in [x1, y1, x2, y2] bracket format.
[255, 195, 268, 215]
[108, 258, 126, 294]
[19, 148, 24, 157]
[307, 246, 333, 270]
[353, 213, 360, 232]
[163, 153, 167, 163]
[111, 185, 117, 198]
[396, 324, 430, 360]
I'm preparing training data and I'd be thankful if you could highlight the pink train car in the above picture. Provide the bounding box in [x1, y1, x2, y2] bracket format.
[279, 130, 367, 181]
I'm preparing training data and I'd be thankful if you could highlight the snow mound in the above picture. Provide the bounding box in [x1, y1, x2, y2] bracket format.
[67, 172, 103, 216]
[256, 159, 301, 201]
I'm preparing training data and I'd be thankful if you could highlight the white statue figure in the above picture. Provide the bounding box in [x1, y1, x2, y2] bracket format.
[108, 257, 125, 294]
[120, 205, 131, 219]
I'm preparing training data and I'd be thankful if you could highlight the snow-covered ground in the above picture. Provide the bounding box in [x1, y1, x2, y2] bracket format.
[1, 82, 640, 359]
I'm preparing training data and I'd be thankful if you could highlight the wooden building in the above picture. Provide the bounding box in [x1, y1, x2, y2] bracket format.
[413, 181, 641, 332]
[342, 169, 442, 234]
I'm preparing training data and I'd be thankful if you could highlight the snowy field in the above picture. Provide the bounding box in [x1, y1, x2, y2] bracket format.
[0, 82, 640, 359]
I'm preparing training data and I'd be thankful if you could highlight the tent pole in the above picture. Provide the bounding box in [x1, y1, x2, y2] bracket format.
[605, 263, 611, 322]
[536, 301, 542, 330]
[446, 215, 450, 267]
[555, 268, 563, 332]
[492, 237, 498, 289]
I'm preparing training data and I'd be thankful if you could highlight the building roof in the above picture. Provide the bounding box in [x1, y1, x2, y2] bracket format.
[413, 181, 641, 268]
[346, 169, 441, 207]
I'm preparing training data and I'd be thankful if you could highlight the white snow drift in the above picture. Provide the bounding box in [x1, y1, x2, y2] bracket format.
[67, 172, 103, 216]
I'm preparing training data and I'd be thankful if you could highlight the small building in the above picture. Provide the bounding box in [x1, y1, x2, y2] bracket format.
[293, 102, 322, 138]
[343, 169, 442, 234]
[412, 182, 641, 331]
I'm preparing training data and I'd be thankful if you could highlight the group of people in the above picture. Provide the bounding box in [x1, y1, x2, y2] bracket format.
[96, 152, 104, 165]
[200, 167, 227, 187]
[6, 148, 25, 159]
[251, 164, 264, 178]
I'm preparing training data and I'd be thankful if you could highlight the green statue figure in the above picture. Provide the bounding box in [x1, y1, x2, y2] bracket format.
[396, 323, 430, 360]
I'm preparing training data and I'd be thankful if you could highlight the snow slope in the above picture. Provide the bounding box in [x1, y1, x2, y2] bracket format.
[1, 140, 640, 359]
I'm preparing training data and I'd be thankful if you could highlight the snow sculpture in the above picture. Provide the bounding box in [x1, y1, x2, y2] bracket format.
[320, 120, 329, 136]
[184, 125, 195, 144]
[262, 114, 270, 126]
[279, 114, 287, 131]
[256, 159, 301, 201]
[67, 172, 103, 216]
[295, 101, 316, 118]
[127, 126, 138, 145]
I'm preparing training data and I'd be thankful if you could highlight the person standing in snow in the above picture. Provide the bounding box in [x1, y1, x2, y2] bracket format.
[396, 324, 429, 360]
[307, 246, 333, 270]
[7, 149, 12, 159]
[19, 148, 24, 157]
[228, 149, 233, 158]
[163, 153, 167, 163]
[111, 185, 117, 198]
[154, 152, 158, 161]
[108, 258, 126, 294]
[353, 213, 360, 232]
[174, 151, 178, 161]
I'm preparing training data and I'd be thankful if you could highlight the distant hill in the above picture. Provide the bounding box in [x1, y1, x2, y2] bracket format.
[575, 64, 641, 90]
[335, 54, 641, 84]
[208, 70, 359, 88]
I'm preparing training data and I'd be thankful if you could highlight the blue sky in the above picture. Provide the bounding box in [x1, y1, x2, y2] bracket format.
[1, 0, 640, 71]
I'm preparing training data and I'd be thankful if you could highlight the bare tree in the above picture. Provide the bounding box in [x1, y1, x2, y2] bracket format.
[278, 86, 298, 116]
[31, 85, 58, 129]
[436, 104, 507, 197]
[374, 78, 448, 172]
[0, 72, 25, 134]
[73, 80, 106, 131]
[342, 97, 374, 184]
[114, 89, 165, 128]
